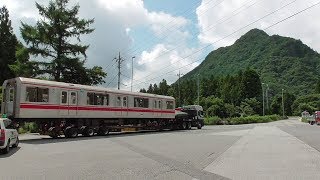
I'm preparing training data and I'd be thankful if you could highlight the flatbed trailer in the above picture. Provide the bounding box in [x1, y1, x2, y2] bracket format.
[1, 77, 204, 138]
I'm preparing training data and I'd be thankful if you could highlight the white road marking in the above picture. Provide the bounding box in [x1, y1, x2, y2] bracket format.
[204, 126, 320, 180]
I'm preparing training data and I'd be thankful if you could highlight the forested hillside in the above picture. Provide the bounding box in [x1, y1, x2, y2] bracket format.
[183, 29, 320, 96]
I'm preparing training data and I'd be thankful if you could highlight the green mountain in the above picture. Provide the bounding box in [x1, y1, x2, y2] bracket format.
[183, 29, 320, 96]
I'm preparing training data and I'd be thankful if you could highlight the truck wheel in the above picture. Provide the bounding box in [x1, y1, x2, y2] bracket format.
[187, 122, 192, 130]
[83, 127, 94, 137]
[197, 122, 202, 129]
[12, 137, 19, 148]
[182, 122, 187, 130]
[2, 140, 10, 154]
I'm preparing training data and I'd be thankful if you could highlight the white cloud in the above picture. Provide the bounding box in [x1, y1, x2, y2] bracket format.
[196, 0, 320, 51]
[121, 43, 201, 91]
[0, 0, 192, 90]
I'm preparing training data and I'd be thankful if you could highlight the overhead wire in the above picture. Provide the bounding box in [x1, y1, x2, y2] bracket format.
[120, 0, 217, 56]
[122, 0, 263, 77]
[126, 0, 298, 88]
[127, 0, 315, 90]
[125, 0, 226, 57]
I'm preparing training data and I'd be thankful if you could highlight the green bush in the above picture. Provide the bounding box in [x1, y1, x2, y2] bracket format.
[204, 116, 221, 125]
[18, 122, 39, 134]
[301, 117, 308, 123]
[205, 115, 282, 125]
[228, 115, 281, 125]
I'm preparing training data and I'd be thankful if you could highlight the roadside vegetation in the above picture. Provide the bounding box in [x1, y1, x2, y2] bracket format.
[204, 115, 282, 125]
[301, 117, 309, 123]
[17, 122, 39, 134]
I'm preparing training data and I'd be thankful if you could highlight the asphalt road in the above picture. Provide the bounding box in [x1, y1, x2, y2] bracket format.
[1, 117, 320, 180]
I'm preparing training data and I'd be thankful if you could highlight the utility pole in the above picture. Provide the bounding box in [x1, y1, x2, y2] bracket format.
[177, 70, 183, 107]
[131, 56, 135, 92]
[282, 89, 285, 117]
[262, 83, 265, 116]
[266, 84, 269, 113]
[197, 74, 200, 105]
[114, 52, 124, 90]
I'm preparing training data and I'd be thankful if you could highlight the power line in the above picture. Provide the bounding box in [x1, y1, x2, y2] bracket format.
[126, 0, 226, 56]
[128, 0, 310, 89]
[106, 74, 118, 87]
[122, 0, 266, 80]
[264, 1, 320, 30]
[120, 0, 218, 56]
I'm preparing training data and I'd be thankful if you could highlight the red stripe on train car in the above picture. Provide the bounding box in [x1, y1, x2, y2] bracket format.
[20, 104, 175, 114]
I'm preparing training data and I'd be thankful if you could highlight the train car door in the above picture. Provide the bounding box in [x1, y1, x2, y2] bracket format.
[157, 100, 162, 117]
[115, 96, 122, 116]
[122, 96, 128, 116]
[3, 83, 15, 117]
[69, 91, 78, 116]
[153, 99, 159, 116]
[60, 91, 68, 116]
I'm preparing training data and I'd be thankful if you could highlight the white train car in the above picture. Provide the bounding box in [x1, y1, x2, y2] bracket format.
[1, 77, 179, 138]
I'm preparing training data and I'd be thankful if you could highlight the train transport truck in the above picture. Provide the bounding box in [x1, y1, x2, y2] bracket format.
[1, 77, 203, 138]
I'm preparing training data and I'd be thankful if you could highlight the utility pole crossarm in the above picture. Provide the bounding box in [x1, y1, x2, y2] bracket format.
[114, 52, 124, 90]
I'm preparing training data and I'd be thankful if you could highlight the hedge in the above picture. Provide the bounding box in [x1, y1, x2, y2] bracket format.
[204, 115, 282, 125]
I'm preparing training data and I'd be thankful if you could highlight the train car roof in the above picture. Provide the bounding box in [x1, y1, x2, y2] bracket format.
[14, 77, 175, 100]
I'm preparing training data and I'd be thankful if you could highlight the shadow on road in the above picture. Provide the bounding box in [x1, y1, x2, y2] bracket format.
[20, 129, 197, 145]
[0, 147, 21, 158]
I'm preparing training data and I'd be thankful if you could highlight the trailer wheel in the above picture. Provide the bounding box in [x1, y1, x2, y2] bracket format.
[64, 127, 78, 138]
[70, 128, 78, 138]
[98, 127, 109, 136]
[187, 122, 192, 130]
[48, 127, 59, 138]
[83, 127, 94, 137]
[181, 121, 187, 130]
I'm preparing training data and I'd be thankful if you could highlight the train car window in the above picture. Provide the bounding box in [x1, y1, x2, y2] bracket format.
[104, 94, 109, 106]
[116, 96, 121, 107]
[70, 92, 77, 104]
[95, 94, 104, 105]
[9, 89, 14, 102]
[123, 97, 127, 107]
[26, 87, 37, 102]
[26, 87, 49, 102]
[154, 100, 157, 109]
[166, 101, 174, 109]
[134, 97, 149, 108]
[87, 92, 108, 106]
[38, 88, 49, 102]
[87, 92, 94, 105]
[158, 100, 162, 109]
[61, 91, 67, 104]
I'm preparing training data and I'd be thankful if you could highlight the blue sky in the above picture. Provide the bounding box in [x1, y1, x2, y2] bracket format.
[1, 0, 320, 91]
[129, 0, 202, 56]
